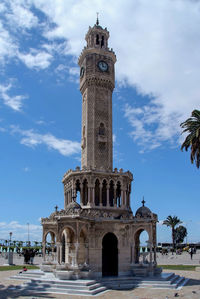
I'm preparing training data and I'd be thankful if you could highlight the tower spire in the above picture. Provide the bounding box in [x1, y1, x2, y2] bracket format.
[96, 12, 99, 25]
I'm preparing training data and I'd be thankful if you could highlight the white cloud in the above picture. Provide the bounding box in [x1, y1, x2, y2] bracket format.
[0, 22, 17, 64]
[1, 0, 200, 150]
[0, 83, 28, 111]
[6, 0, 38, 30]
[30, 0, 200, 150]
[11, 126, 81, 156]
[17, 49, 52, 70]
[0, 221, 42, 241]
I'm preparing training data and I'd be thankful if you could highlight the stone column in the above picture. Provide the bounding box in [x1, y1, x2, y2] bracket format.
[153, 245, 157, 265]
[99, 183, 103, 206]
[114, 185, 117, 207]
[80, 186, 84, 205]
[121, 189, 125, 208]
[149, 243, 153, 269]
[74, 242, 79, 267]
[106, 186, 109, 207]
[125, 190, 128, 207]
[85, 242, 89, 265]
[42, 242, 46, 261]
[65, 243, 70, 264]
[87, 186, 91, 205]
[88, 186, 95, 207]
[56, 242, 61, 264]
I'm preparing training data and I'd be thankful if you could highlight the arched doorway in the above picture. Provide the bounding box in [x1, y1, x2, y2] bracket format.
[134, 229, 150, 264]
[61, 234, 65, 263]
[102, 233, 118, 277]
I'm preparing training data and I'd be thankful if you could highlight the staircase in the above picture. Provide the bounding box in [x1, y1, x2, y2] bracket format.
[101, 273, 189, 290]
[10, 270, 189, 296]
[10, 271, 107, 296]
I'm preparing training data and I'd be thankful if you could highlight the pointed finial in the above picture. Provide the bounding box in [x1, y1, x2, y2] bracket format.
[55, 205, 58, 212]
[142, 197, 145, 206]
[96, 12, 99, 25]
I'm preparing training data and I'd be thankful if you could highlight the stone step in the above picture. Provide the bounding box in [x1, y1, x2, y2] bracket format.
[10, 272, 189, 295]
[21, 282, 107, 296]
[26, 281, 102, 290]
[101, 275, 188, 290]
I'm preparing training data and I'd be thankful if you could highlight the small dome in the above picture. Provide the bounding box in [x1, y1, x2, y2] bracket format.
[135, 199, 152, 218]
[67, 201, 81, 210]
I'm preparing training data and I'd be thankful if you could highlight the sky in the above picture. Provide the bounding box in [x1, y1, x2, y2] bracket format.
[0, 0, 199, 244]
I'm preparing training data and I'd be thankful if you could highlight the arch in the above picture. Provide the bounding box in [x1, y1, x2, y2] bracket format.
[101, 35, 104, 47]
[61, 227, 76, 265]
[82, 179, 88, 205]
[109, 180, 114, 207]
[60, 225, 76, 241]
[44, 231, 56, 257]
[75, 179, 81, 204]
[102, 179, 107, 206]
[134, 228, 150, 264]
[116, 181, 121, 207]
[102, 232, 118, 276]
[95, 179, 100, 206]
[44, 230, 56, 242]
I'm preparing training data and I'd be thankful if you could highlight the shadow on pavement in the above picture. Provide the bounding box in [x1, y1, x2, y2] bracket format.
[186, 277, 200, 286]
[0, 282, 56, 299]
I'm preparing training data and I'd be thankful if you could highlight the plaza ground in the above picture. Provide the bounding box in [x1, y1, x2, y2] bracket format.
[0, 251, 200, 298]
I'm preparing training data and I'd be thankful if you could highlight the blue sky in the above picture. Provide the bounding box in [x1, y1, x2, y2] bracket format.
[0, 0, 199, 244]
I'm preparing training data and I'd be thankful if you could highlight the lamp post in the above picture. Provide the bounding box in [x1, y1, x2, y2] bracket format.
[8, 232, 13, 265]
[9, 232, 12, 250]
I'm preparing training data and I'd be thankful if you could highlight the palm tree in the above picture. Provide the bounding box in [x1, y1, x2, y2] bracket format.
[180, 109, 200, 168]
[163, 216, 182, 249]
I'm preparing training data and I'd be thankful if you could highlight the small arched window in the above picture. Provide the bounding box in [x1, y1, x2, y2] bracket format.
[99, 123, 105, 135]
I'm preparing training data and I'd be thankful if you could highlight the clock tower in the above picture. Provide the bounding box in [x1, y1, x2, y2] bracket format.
[41, 19, 159, 281]
[78, 19, 116, 171]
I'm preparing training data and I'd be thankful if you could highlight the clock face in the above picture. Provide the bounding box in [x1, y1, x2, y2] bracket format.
[80, 66, 85, 78]
[98, 61, 108, 72]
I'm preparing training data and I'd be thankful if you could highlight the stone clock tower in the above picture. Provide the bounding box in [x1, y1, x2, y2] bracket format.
[41, 19, 159, 280]
[78, 21, 116, 172]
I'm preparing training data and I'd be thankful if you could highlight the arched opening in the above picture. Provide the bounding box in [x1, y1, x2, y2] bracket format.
[75, 179, 81, 205]
[62, 234, 65, 263]
[45, 231, 56, 260]
[102, 180, 107, 206]
[61, 227, 75, 265]
[101, 35, 104, 47]
[126, 184, 131, 207]
[116, 181, 121, 207]
[109, 180, 114, 207]
[134, 229, 150, 264]
[102, 233, 118, 277]
[99, 123, 105, 135]
[96, 34, 99, 45]
[95, 179, 100, 206]
[82, 179, 88, 206]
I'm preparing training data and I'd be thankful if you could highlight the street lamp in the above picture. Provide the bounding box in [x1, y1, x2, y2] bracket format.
[9, 232, 12, 243]
[8, 232, 13, 265]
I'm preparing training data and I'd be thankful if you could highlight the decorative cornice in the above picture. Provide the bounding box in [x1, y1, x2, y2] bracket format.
[80, 77, 114, 93]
